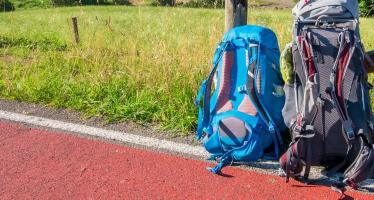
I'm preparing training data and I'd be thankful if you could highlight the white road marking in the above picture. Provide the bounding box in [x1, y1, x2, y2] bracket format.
[0, 110, 210, 158]
[4, 110, 374, 191]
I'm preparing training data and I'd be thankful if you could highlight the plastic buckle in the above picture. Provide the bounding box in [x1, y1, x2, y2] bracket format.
[368, 120, 374, 131]
[268, 123, 275, 134]
[346, 129, 355, 140]
[194, 98, 200, 106]
[293, 124, 302, 135]
[238, 85, 247, 93]
[343, 121, 355, 140]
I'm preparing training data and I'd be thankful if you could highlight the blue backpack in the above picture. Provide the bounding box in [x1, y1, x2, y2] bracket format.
[195, 25, 286, 173]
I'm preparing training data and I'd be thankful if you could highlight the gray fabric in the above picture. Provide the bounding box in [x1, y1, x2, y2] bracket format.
[301, 75, 319, 122]
[293, 0, 359, 20]
[310, 28, 348, 158]
[219, 117, 248, 148]
[344, 144, 374, 185]
[282, 84, 297, 128]
[285, 2, 374, 185]
[290, 28, 349, 164]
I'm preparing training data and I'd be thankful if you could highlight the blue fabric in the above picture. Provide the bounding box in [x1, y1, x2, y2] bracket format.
[195, 25, 286, 173]
[195, 80, 206, 139]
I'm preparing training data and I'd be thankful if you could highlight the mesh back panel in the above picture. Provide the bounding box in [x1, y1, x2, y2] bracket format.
[219, 117, 248, 147]
[238, 94, 258, 116]
[310, 29, 348, 158]
[216, 51, 234, 113]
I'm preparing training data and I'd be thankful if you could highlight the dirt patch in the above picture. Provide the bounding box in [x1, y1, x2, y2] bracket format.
[0, 55, 13, 63]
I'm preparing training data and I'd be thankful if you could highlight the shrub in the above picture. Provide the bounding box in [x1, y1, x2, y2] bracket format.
[113, 0, 131, 5]
[150, 0, 175, 6]
[12, 0, 53, 9]
[182, 0, 224, 8]
[52, 0, 111, 6]
[0, 0, 15, 12]
[359, 0, 374, 17]
[79, 0, 112, 5]
[51, 0, 76, 6]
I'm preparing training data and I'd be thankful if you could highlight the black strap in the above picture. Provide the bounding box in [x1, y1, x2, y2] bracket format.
[303, 139, 313, 179]
[202, 42, 229, 131]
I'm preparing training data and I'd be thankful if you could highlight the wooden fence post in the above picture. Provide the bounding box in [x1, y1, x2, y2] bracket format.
[72, 17, 80, 44]
[225, 0, 248, 32]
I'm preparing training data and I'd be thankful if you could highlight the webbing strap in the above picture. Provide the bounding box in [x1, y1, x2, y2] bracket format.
[327, 30, 356, 141]
[295, 30, 320, 133]
[303, 140, 312, 179]
[245, 43, 283, 156]
[290, 30, 321, 181]
[296, 30, 317, 80]
[195, 81, 207, 139]
[197, 42, 229, 139]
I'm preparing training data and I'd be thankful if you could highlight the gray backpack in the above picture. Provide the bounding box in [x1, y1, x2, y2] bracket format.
[279, 0, 374, 189]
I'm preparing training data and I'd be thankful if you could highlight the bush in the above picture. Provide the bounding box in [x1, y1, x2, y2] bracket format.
[79, 0, 112, 5]
[52, 0, 111, 6]
[359, 0, 374, 17]
[0, 0, 15, 12]
[150, 0, 175, 6]
[113, 0, 131, 5]
[51, 0, 75, 6]
[12, 0, 52, 9]
[183, 0, 224, 8]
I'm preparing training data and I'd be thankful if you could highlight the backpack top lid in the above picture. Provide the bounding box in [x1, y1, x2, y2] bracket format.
[223, 25, 280, 51]
[292, 0, 359, 21]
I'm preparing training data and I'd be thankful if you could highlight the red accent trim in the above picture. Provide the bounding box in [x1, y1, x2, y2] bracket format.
[216, 51, 234, 113]
[337, 46, 350, 108]
[280, 152, 288, 169]
[302, 38, 316, 77]
[296, 114, 302, 127]
[298, 36, 316, 79]
[291, 143, 298, 156]
[256, 66, 262, 94]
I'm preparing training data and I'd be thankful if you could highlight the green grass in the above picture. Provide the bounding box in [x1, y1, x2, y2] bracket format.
[0, 6, 373, 136]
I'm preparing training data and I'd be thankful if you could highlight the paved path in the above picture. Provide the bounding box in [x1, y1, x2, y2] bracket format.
[0, 122, 373, 199]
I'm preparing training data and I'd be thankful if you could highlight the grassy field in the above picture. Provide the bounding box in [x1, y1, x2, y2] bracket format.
[0, 6, 373, 136]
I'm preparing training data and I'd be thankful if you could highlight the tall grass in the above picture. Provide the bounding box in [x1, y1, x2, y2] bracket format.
[0, 6, 373, 136]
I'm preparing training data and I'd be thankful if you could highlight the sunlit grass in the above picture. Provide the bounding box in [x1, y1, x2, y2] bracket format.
[0, 6, 373, 136]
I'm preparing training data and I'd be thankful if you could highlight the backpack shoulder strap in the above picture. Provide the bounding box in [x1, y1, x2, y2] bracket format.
[195, 42, 229, 139]
[245, 42, 283, 157]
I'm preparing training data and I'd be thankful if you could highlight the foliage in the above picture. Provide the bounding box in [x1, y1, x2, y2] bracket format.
[359, 0, 374, 17]
[149, 0, 176, 6]
[112, 0, 130, 5]
[79, 0, 112, 5]
[0, 0, 15, 12]
[183, 0, 224, 8]
[51, 0, 75, 6]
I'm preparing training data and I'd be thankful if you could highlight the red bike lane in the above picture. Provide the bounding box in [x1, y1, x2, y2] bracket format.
[0, 121, 372, 200]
